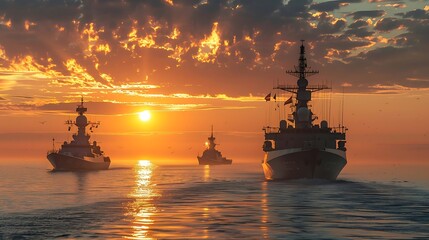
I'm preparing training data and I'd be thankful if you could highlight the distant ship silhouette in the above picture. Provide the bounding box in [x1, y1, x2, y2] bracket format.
[47, 98, 110, 171]
[197, 126, 232, 165]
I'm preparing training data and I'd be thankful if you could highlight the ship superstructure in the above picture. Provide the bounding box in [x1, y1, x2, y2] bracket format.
[47, 98, 110, 171]
[198, 126, 232, 165]
[262, 41, 347, 180]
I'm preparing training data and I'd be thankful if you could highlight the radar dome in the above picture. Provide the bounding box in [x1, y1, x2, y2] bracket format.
[297, 107, 310, 121]
[297, 78, 308, 88]
[76, 115, 88, 125]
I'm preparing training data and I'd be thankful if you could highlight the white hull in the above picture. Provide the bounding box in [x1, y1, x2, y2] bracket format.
[262, 148, 346, 180]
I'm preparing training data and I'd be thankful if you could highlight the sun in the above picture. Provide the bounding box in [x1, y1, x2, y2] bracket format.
[138, 110, 151, 122]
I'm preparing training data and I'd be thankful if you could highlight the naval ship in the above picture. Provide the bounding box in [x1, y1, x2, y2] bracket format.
[197, 126, 232, 165]
[47, 98, 110, 171]
[262, 41, 347, 180]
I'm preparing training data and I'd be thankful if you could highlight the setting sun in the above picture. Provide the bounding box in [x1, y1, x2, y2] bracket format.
[138, 110, 151, 122]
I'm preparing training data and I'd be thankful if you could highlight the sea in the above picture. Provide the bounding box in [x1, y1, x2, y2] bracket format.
[1, 161, 429, 239]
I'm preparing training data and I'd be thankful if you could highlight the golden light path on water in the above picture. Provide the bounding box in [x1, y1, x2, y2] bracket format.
[261, 181, 269, 239]
[204, 165, 210, 182]
[202, 165, 211, 238]
[125, 160, 158, 240]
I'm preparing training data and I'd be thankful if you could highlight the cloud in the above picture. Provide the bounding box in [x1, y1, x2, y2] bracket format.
[348, 19, 370, 29]
[367, 0, 403, 3]
[344, 27, 375, 37]
[313, 12, 347, 34]
[401, 9, 429, 19]
[382, 3, 406, 9]
[374, 17, 405, 31]
[348, 10, 385, 19]
[0, 0, 428, 105]
[310, 0, 362, 12]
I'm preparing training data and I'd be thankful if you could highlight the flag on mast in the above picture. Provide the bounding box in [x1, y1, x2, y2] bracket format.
[264, 93, 271, 101]
[284, 96, 293, 105]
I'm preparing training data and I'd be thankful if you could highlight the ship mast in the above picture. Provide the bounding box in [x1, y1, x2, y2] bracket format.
[276, 40, 329, 129]
[64, 97, 100, 145]
[76, 96, 87, 116]
[207, 125, 216, 149]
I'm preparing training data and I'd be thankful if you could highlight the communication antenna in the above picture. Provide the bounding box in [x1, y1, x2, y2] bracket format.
[341, 86, 345, 132]
[329, 80, 332, 125]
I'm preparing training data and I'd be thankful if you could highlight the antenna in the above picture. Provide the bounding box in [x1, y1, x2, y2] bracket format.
[341, 86, 345, 132]
[52, 138, 55, 152]
[285, 40, 319, 79]
[329, 80, 332, 125]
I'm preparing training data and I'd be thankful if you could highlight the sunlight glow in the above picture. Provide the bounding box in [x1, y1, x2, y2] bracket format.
[139, 110, 151, 122]
[126, 159, 158, 240]
[138, 159, 152, 167]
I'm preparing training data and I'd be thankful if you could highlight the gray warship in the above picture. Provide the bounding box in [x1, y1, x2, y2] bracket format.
[197, 126, 232, 165]
[262, 41, 347, 180]
[47, 98, 110, 171]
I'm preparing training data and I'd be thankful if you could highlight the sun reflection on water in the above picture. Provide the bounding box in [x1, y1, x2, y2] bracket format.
[261, 181, 269, 239]
[125, 160, 159, 240]
[204, 165, 210, 182]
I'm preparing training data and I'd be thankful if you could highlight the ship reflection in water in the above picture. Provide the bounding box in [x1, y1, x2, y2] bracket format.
[126, 160, 158, 240]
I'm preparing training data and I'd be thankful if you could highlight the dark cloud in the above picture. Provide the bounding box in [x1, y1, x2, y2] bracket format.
[310, 0, 362, 12]
[401, 9, 429, 19]
[318, 35, 372, 51]
[0, 0, 81, 26]
[324, 28, 429, 91]
[348, 10, 385, 19]
[348, 20, 369, 29]
[344, 28, 375, 37]
[314, 12, 347, 34]
[374, 17, 404, 31]
[345, 20, 374, 37]
[0, 103, 36, 111]
[12, 96, 33, 99]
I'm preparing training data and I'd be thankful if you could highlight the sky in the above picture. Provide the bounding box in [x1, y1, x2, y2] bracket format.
[0, 0, 429, 166]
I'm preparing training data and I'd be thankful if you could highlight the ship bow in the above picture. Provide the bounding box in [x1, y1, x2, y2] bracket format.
[263, 148, 346, 180]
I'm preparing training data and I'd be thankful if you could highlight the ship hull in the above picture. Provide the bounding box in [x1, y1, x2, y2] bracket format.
[262, 148, 346, 180]
[197, 157, 232, 165]
[47, 153, 110, 171]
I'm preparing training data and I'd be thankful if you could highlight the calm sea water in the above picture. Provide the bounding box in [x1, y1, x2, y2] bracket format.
[1, 162, 429, 239]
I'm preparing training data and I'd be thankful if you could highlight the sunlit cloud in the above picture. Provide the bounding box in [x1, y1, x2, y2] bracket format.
[0, 0, 428, 111]
[369, 84, 411, 94]
[406, 77, 429, 82]
[0, 16, 11, 28]
[64, 58, 105, 88]
[24, 20, 37, 31]
[380, 4, 406, 9]
[193, 22, 221, 63]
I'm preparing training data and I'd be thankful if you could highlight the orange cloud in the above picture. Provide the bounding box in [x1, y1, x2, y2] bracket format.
[193, 22, 221, 63]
